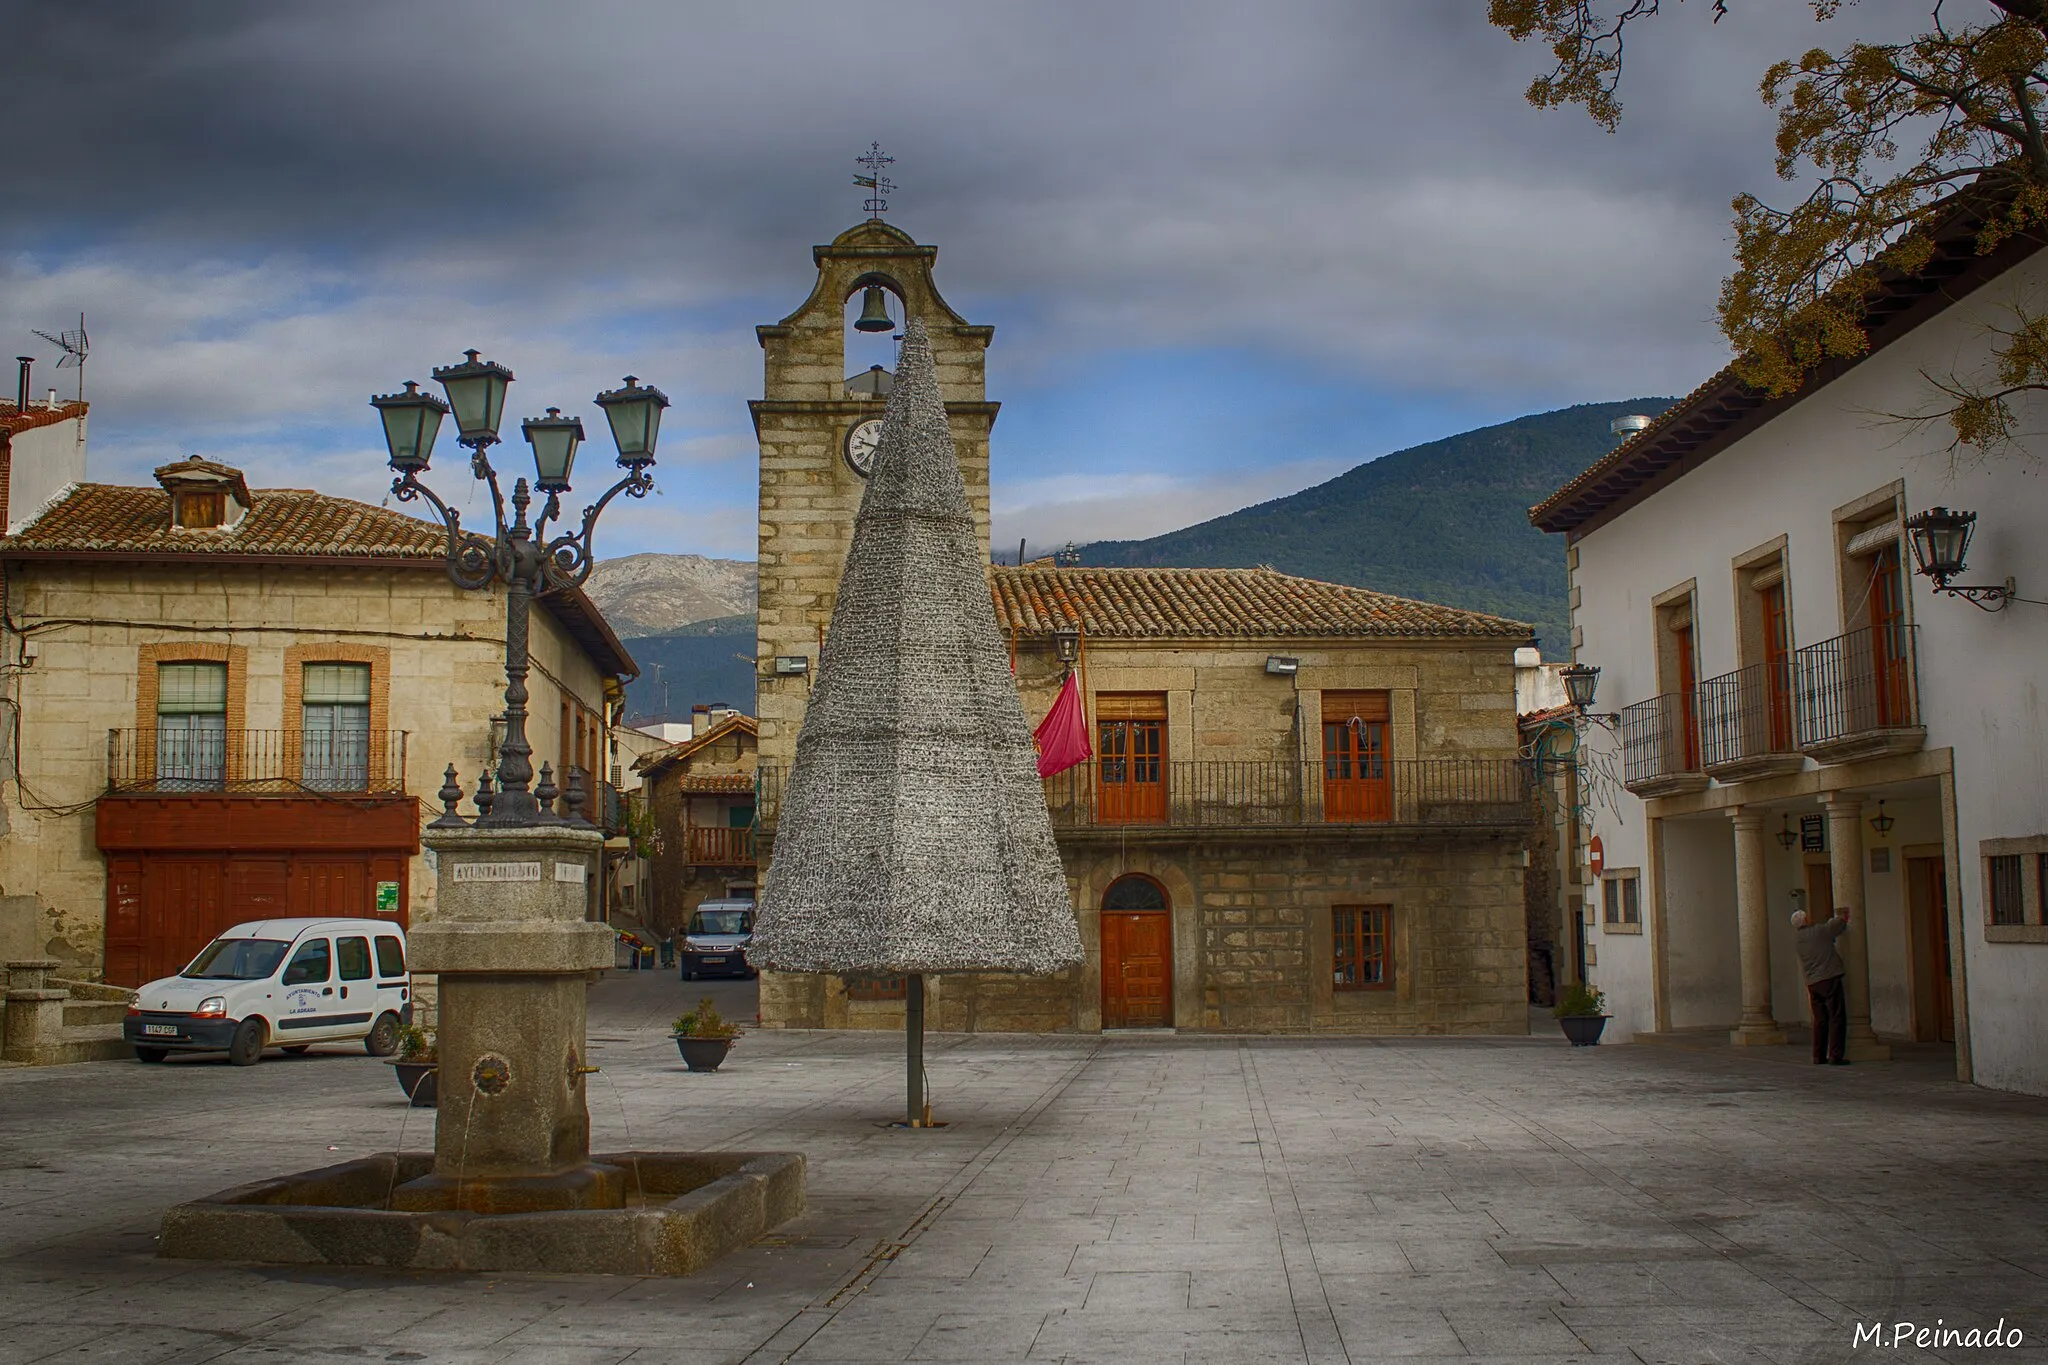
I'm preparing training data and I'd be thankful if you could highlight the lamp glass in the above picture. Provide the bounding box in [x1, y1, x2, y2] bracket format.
[432, 349, 514, 444]
[1052, 628, 1080, 663]
[522, 409, 584, 492]
[371, 382, 447, 472]
[594, 375, 669, 466]
[1560, 663, 1600, 712]
[1905, 506, 1975, 582]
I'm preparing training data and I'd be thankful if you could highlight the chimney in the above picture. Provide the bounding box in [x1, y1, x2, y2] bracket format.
[691, 703, 711, 738]
[14, 357, 29, 413]
[46, 389, 58, 411]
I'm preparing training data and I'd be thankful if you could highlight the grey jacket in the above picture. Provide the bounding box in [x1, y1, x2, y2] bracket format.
[1796, 915, 1849, 985]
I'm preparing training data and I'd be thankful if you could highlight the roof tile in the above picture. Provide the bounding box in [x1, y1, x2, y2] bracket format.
[2, 482, 446, 559]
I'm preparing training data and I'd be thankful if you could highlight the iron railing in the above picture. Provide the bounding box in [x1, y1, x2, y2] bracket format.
[755, 759, 1529, 831]
[1698, 659, 1797, 770]
[106, 729, 408, 795]
[1794, 623, 1920, 748]
[1619, 693, 1702, 789]
[686, 825, 757, 864]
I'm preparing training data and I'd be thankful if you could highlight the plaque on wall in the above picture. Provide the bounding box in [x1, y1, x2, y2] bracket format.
[1799, 815, 1827, 852]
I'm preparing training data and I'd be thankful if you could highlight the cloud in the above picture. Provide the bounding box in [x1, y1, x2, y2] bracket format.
[994, 457, 1349, 557]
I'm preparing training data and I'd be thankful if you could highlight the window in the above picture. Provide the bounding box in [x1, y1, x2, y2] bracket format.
[302, 663, 371, 790]
[845, 973, 907, 1001]
[1603, 872, 1642, 932]
[1103, 874, 1168, 911]
[174, 490, 224, 529]
[1322, 691, 1390, 823]
[156, 662, 227, 788]
[1658, 599, 1700, 770]
[2039, 854, 2048, 926]
[374, 935, 406, 979]
[336, 937, 372, 981]
[1097, 693, 1167, 824]
[282, 939, 331, 986]
[1333, 905, 1391, 990]
[1990, 855, 2025, 926]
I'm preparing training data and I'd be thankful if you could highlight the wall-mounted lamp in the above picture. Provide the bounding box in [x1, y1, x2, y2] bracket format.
[772, 656, 811, 676]
[1264, 655, 1299, 676]
[1559, 662, 1600, 713]
[1904, 506, 2016, 610]
[1051, 627, 1080, 664]
[1868, 799, 1895, 836]
[1775, 813, 1799, 850]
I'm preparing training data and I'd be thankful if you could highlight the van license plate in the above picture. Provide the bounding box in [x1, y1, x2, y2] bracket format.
[144, 1024, 178, 1036]
[701, 956, 726, 964]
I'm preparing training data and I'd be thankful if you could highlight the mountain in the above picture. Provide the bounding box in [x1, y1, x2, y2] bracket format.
[618, 613, 757, 724]
[584, 553, 755, 639]
[1078, 398, 1675, 658]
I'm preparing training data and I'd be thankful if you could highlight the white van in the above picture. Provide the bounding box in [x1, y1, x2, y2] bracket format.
[122, 918, 411, 1066]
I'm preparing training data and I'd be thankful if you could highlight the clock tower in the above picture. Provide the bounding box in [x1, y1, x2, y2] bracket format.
[752, 219, 998, 768]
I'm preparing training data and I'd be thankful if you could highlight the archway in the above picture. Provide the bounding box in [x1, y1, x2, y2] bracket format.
[1101, 873, 1172, 1028]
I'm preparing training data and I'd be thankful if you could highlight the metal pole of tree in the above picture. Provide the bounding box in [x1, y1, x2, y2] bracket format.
[906, 973, 926, 1125]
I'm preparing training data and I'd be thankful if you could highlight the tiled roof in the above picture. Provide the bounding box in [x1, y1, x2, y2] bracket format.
[990, 565, 1528, 640]
[1531, 182, 2046, 537]
[675, 774, 757, 794]
[0, 400, 86, 440]
[636, 714, 758, 777]
[2, 482, 446, 558]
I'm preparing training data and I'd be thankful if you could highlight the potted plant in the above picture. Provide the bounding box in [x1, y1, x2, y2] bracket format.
[388, 1024, 438, 1105]
[1552, 981, 1609, 1047]
[671, 996, 740, 1072]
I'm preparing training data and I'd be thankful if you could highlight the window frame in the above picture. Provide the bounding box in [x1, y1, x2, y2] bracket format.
[1601, 869, 1643, 934]
[1332, 904, 1393, 992]
[281, 939, 332, 986]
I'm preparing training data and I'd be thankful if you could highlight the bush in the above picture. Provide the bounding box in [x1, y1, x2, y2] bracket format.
[395, 1024, 437, 1063]
[1552, 981, 1607, 1018]
[671, 996, 739, 1038]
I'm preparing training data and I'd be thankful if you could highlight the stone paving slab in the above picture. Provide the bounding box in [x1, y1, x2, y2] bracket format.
[0, 969, 2043, 1363]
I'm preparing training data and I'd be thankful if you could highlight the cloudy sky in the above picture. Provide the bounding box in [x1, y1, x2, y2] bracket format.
[0, 1, 1926, 559]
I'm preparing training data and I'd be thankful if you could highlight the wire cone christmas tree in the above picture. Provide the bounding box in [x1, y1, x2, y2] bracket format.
[750, 317, 1080, 1119]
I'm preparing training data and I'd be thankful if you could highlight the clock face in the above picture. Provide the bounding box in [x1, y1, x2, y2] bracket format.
[844, 418, 883, 478]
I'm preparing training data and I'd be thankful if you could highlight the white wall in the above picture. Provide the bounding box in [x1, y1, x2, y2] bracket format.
[1570, 249, 2048, 1093]
[5, 414, 87, 533]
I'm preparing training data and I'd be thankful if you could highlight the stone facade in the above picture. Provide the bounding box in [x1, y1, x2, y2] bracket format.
[746, 216, 1532, 1035]
[636, 716, 759, 936]
[0, 470, 631, 977]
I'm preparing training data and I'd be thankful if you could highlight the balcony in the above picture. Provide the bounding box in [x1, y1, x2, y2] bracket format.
[1619, 693, 1708, 798]
[106, 729, 408, 796]
[755, 759, 1531, 835]
[684, 825, 756, 865]
[1794, 623, 1925, 763]
[1698, 660, 1803, 783]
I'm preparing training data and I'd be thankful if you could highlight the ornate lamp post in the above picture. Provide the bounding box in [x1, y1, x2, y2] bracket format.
[372, 354, 668, 824]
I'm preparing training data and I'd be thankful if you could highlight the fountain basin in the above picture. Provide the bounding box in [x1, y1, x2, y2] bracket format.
[159, 1150, 804, 1276]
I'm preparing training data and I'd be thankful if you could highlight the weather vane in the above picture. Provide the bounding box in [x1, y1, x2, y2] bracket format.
[855, 142, 896, 220]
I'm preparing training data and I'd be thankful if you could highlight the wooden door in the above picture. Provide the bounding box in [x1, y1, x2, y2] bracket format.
[293, 858, 369, 919]
[140, 858, 228, 986]
[1675, 621, 1700, 769]
[1804, 860, 1834, 922]
[1322, 692, 1391, 823]
[1869, 546, 1911, 726]
[1102, 911, 1172, 1027]
[1906, 855, 1955, 1043]
[1097, 695, 1167, 824]
[1761, 581, 1793, 750]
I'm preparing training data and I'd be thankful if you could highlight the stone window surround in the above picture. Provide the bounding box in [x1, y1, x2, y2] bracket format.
[1651, 579, 1698, 700]
[282, 644, 392, 788]
[1308, 900, 1412, 1012]
[1831, 480, 1910, 637]
[1601, 868, 1643, 934]
[1330, 903, 1394, 992]
[1731, 534, 1792, 674]
[1980, 835, 2048, 943]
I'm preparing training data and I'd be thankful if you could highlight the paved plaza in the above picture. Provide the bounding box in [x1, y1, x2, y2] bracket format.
[1, 972, 2043, 1364]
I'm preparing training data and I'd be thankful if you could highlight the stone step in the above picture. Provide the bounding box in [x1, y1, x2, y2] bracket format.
[63, 1000, 127, 1028]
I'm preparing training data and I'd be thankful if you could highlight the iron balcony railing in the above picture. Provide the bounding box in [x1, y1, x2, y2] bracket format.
[755, 758, 1530, 832]
[1698, 659, 1797, 769]
[1794, 623, 1920, 748]
[106, 729, 408, 796]
[1619, 692, 1702, 789]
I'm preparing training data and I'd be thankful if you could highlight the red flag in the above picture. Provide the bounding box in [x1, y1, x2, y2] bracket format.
[1033, 671, 1092, 778]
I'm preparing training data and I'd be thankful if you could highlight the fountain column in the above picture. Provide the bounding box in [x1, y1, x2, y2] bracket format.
[395, 821, 615, 1212]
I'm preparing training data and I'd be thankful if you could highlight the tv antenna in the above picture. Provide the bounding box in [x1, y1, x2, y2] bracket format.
[31, 313, 88, 405]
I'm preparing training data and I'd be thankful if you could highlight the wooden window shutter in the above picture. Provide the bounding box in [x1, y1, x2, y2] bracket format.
[1320, 690, 1390, 724]
[1096, 692, 1167, 721]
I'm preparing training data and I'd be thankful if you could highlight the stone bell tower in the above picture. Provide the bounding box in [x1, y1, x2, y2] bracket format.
[752, 220, 998, 768]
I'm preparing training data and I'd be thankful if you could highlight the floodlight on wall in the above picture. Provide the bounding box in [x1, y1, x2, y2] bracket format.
[772, 656, 811, 676]
[1904, 506, 2016, 611]
[1775, 814, 1798, 850]
[1264, 655, 1299, 676]
[1869, 799, 1895, 836]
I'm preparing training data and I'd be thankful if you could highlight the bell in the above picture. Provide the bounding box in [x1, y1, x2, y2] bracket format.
[853, 285, 894, 333]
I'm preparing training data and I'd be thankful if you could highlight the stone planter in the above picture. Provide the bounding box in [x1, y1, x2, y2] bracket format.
[1558, 1014, 1609, 1047]
[673, 1036, 735, 1072]
[390, 1060, 438, 1106]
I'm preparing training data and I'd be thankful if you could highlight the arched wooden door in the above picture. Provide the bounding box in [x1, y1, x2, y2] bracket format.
[1101, 874, 1172, 1028]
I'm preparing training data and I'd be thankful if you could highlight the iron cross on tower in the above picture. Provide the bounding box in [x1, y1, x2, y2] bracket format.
[855, 142, 895, 220]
